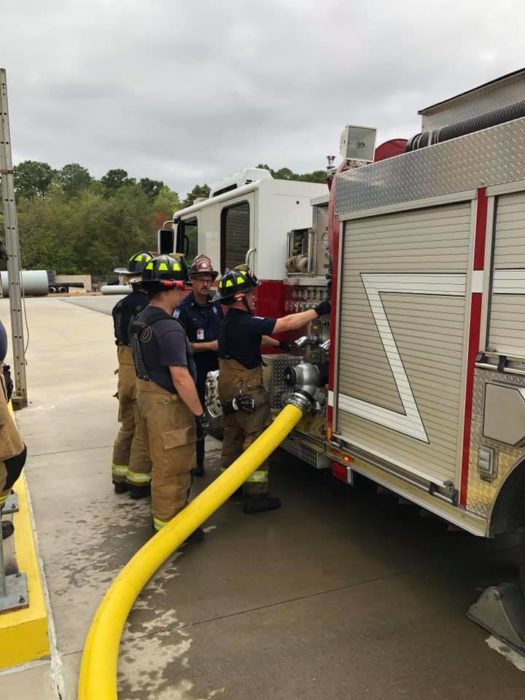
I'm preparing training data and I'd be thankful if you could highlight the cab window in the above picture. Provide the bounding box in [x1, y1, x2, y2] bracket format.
[221, 201, 250, 271]
[179, 218, 198, 261]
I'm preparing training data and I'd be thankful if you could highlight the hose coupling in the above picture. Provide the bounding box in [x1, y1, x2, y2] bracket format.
[294, 334, 320, 349]
[286, 388, 315, 414]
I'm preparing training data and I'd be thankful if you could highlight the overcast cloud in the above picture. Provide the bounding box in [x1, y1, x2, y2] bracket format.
[2, 0, 524, 196]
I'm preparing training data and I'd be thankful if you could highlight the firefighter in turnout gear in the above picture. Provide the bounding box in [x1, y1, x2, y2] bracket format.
[111, 251, 153, 497]
[130, 255, 207, 537]
[217, 266, 331, 513]
[0, 320, 27, 540]
[175, 254, 222, 476]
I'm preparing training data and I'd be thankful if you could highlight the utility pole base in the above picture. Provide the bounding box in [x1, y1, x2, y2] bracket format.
[467, 582, 525, 654]
[11, 395, 28, 410]
[0, 572, 28, 613]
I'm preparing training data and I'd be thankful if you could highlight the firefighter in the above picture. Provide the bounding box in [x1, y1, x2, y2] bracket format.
[130, 254, 207, 537]
[175, 254, 222, 476]
[111, 251, 153, 497]
[0, 320, 27, 540]
[217, 266, 331, 513]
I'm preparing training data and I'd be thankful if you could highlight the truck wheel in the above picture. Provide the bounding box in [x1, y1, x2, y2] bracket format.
[518, 531, 525, 598]
[205, 369, 223, 440]
[206, 405, 224, 440]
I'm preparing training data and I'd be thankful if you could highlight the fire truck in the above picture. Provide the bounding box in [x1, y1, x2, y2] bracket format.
[161, 68, 525, 649]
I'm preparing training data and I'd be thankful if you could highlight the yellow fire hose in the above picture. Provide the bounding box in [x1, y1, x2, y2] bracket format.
[78, 402, 304, 699]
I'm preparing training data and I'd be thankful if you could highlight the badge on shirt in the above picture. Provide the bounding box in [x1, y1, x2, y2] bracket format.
[197, 328, 204, 340]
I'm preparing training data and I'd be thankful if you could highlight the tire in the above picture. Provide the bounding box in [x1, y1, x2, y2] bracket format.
[205, 369, 223, 440]
[206, 404, 224, 440]
[519, 531, 525, 599]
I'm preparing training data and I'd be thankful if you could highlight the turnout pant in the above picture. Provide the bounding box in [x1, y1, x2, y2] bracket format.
[218, 359, 271, 497]
[0, 367, 26, 510]
[111, 345, 151, 486]
[136, 379, 196, 530]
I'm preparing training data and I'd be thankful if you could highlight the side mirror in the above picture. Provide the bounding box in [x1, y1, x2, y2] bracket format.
[157, 228, 175, 254]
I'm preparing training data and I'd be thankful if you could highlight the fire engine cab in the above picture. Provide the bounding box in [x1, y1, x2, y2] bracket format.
[164, 68, 525, 651]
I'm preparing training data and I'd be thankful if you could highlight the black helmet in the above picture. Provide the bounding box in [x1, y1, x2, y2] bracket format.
[217, 265, 259, 303]
[140, 254, 190, 289]
[114, 251, 153, 276]
[188, 254, 219, 280]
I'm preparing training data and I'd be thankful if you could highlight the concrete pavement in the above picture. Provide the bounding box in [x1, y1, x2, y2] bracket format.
[0, 295, 524, 699]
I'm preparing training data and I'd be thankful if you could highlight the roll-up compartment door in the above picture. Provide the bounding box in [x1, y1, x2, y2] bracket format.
[335, 203, 471, 485]
[488, 191, 525, 358]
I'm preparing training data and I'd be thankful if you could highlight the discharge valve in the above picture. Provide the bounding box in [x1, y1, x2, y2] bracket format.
[284, 361, 327, 409]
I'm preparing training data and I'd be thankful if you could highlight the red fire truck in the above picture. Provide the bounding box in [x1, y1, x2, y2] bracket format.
[163, 68, 525, 650]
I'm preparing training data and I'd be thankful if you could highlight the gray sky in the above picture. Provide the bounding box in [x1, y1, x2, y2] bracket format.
[2, 0, 524, 196]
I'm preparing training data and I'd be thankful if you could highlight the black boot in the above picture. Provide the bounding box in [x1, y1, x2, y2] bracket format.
[243, 494, 282, 514]
[1, 521, 14, 540]
[191, 464, 205, 477]
[129, 484, 151, 500]
[183, 526, 205, 544]
[113, 482, 129, 494]
[228, 485, 244, 500]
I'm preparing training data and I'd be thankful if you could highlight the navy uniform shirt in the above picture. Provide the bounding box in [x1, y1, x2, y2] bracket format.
[0, 320, 7, 362]
[218, 308, 276, 369]
[135, 305, 195, 394]
[175, 293, 222, 375]
[112, 289, 148, 346]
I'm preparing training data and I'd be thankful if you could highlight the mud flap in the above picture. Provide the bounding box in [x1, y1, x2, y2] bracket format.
[467, 582, 525, 654]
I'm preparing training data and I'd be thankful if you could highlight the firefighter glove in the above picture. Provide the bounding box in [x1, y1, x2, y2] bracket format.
[278, 341, 291, 351]
[222, 394, 256, 416]
[195, 412, 208, 440]
[314, 300, 331, 316]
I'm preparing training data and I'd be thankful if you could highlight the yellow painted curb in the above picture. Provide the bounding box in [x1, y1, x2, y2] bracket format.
[0, 406, 50, 670]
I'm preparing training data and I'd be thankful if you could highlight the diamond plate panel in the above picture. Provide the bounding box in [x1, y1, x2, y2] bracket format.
[468, 368, 525, 518]
[262, 354, 302, 409]
[336, 117, 525, 215]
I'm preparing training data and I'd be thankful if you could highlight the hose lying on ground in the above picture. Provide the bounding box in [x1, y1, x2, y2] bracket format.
[78, 402, 305, 700]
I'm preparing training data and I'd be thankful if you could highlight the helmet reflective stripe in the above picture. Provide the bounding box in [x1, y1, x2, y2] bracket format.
[140, 254, 190, 284]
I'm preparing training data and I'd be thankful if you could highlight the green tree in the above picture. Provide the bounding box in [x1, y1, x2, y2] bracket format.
[181, 183, 210, 209]
[152, 185, 181, 226]
[256, 163, 327, 184]
[14, 160, 56, 199]
[139, 177, 164, 200]
[58, 163, 92, 199]
[17, 191, 76, 272]
[99, 169, 136, 198]
[71, 186, 155, 278]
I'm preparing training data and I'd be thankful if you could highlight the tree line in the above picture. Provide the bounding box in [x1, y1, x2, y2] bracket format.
[0, 160, 326, 281]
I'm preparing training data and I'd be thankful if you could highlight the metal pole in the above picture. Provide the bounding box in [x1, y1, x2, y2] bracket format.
[0, 68, 27, 408]
[0, 515, 6, 598]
